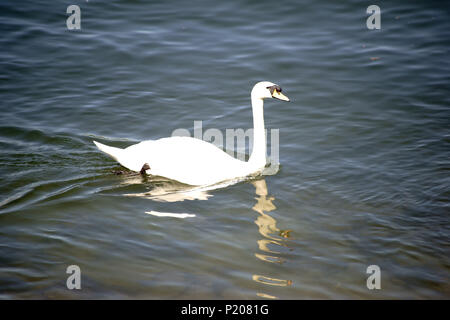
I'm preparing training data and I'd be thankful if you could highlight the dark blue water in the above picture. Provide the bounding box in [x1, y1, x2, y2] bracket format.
[0, 0, 449, 299]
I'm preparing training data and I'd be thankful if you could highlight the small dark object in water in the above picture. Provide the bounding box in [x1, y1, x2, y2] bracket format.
[112, 170, 125, 175]
[140, 163, 150, 174]
[280, 229, 292, 238]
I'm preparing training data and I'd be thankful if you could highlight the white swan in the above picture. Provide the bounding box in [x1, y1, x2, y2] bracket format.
[93, 81, 289, 186]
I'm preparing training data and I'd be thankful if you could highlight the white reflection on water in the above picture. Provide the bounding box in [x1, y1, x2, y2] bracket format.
[146, 211, 196, 218]
[119, 172, 248, 217]
[126, 185, 212, 203]
[122, 176, 247, 202]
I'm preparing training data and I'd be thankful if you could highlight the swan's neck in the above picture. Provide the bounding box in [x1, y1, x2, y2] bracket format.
[248, 95, 266, 169]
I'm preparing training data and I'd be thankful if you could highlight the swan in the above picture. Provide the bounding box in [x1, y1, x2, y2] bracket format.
[93, 81, 289, 186]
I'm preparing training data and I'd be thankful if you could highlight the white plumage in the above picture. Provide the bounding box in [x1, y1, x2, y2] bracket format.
[93, 81, 289, 186]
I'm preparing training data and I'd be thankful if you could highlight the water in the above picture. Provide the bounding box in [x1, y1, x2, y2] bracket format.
[0, 0, 449, 299]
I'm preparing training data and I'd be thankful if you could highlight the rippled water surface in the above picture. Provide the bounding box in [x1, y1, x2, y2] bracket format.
[0, 0, 449, 299]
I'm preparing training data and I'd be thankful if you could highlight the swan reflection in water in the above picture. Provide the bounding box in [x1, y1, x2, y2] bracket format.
[117, 172, 246, 217]
[116, 172, 292, 297]
[123, 176, 213, 203]
[251, 179, 293, 299]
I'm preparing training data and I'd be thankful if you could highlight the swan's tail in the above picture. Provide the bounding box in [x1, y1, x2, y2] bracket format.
[93, 140, 124, 162]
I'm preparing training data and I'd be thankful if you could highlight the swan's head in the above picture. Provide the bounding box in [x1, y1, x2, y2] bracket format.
[251, 81, 290, 102]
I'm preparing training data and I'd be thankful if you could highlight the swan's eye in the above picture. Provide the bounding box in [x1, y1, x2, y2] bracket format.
[267, 85, 282, 95]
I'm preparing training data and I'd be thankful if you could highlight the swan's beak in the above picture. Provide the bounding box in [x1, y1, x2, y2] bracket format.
[272, 90, 290, 102]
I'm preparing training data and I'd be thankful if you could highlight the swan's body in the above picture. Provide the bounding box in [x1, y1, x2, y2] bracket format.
[94, 136, 253, 185]
[93, 81, 289, 186]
